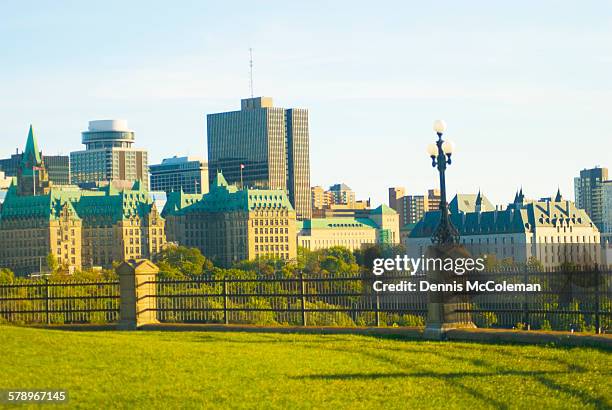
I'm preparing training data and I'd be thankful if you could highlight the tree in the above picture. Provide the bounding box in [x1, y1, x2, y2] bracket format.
[46, 253, 59, 273]
[0, 268, 15, 284]
[153, 245, 213, 278]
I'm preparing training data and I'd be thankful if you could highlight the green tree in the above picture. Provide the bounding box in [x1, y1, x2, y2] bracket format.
[46, 253, 59, 273]
[0, 268, 15, 284]
[153, 245, 213, 279]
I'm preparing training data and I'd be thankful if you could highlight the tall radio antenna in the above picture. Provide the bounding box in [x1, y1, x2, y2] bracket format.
[249, 47, 254, 98]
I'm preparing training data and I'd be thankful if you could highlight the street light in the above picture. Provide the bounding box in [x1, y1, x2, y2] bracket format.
[428, 120, 459, 244]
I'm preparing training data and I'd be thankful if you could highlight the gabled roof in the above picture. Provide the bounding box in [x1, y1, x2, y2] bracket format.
[299, 217, 378, 231]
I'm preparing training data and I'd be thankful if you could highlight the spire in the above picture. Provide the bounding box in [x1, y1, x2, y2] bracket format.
[555, 188, 562, 202]
[21, 125, 42, 168]
[475, 190, 482, 205]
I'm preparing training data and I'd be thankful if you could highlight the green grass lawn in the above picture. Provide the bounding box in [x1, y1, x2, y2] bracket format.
[0, 326, 610, 409]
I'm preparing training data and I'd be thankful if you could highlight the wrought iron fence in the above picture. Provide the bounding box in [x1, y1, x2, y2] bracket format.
[0, 270, 610, 332]
[152, 274, 427, 327]
[0, 279, 120, 324]
[453, 269, 612, 332]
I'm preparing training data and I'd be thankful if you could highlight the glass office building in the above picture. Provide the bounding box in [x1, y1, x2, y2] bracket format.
[207, 97, 311, 219]
[150, 156, 209, 194]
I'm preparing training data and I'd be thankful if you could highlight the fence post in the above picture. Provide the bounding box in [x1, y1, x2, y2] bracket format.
[223, 277, 228, 325]
[373, 276, 380, 327]
[595, 269, 601, 334]
[300, 272, 307, 326]
[522, 271, 529, 329]
[45, 277, 50, 325]
[117, 259, 159, 330]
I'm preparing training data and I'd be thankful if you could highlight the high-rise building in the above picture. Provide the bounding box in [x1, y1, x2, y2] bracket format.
[163, 171, 297, 267]
[574, 167, 608, 230]
[70, 120, 149, 190]
[150, 156, 209, 194]
[389, 187, 435, 226]
[207, 97, 311, 220]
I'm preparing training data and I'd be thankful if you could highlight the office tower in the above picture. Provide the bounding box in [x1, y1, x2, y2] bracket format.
[574, 167, 608, 230]
[70, 120, 149, 190]
[207, 97, 311, 219]
[150, 156, 209, 194]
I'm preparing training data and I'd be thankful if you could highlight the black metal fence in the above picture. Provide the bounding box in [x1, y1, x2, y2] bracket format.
[152, 274, 427, 327]
[0, 279, 119, 324]
[0, 270, 610, 333]
[455, 269, 612, 332]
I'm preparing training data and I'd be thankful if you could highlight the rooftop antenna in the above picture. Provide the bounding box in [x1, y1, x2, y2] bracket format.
[249, 47, 254, 98]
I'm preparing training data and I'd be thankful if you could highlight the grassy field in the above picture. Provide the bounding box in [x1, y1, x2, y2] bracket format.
[0, 326, 610, 409]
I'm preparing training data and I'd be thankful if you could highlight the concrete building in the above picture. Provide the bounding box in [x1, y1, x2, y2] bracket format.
[328, 183, 356, 207]
[150, 156, 209, 194]
[427, 189, 441, 211]
[298, 204, 400, 251]
[207, 97, 311, 220]
[406, 191, 602, 268]
[163, 171, 297, 267]
[311, 185, 333, 210]
[71, 120, 149, 190]
[574, 167, 608, 231]
[0, 130, 165, 275]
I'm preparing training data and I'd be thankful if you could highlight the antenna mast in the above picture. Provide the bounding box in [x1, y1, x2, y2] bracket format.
[249, 48, 254, 98]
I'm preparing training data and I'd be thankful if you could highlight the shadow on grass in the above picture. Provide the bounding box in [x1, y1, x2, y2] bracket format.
[293, 369, 571, 380]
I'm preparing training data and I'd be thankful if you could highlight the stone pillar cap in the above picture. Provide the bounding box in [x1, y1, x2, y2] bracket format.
[117, 259, 159, 275]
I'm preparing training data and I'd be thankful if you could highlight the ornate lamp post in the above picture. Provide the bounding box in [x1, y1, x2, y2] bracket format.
[427, 120, 459, 245]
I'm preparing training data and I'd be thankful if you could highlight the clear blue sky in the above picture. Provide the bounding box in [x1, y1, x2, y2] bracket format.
[1, 1, 610, 207]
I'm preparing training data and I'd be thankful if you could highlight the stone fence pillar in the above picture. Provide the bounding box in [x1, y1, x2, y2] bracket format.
[117, 259, 159, 330]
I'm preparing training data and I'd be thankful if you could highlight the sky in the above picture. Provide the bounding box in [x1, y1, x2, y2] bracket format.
[1, 1, 611, 207]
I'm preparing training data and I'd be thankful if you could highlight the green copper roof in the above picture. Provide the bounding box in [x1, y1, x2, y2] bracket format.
[0, 184, 159, 223]
[19, 125, 43, 176]
[370, 204, 397, 215]
[164, 171, 294, 215]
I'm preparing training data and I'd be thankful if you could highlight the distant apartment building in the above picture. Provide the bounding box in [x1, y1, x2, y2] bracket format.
[0, 131, 70, 186]
[574, 167, 608, 231]
[311, 186, 333, 210]
[312, 183, 368, 218]
[427, 188, 441, 211]
[328, 183, 356, 207]
[298, 204, 400, 251]
[407, 191, 602, 268]
[150, 156, 209, 194]
[163, 171, 297, 266]
[71, 120, 149, 190]
[207, 97, 311, 220]
[389, 187, 441, 226]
